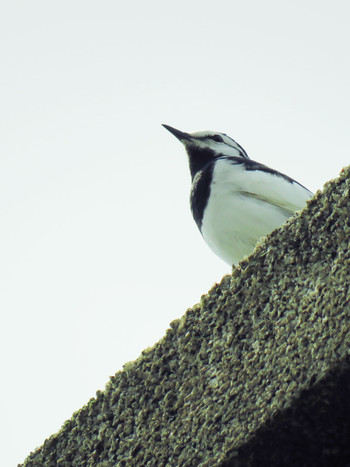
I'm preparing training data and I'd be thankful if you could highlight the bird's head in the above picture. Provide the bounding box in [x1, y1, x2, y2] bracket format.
[162, 124, 249, 179]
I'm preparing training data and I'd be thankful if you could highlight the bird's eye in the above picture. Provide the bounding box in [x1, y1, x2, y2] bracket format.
[211, 135, 224, 143]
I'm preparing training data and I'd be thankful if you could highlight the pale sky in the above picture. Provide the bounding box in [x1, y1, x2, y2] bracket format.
[1, 1, 349, 465]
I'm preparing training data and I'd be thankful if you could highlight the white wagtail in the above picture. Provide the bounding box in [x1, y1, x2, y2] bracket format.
[163, 124, 313, 266]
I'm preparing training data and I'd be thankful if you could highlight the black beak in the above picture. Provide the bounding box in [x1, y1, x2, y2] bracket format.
[162, 124, 191, 142]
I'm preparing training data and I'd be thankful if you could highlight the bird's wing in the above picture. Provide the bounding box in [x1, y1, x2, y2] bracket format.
[237, 190, 299, 217]
[224, 157, 313, 214]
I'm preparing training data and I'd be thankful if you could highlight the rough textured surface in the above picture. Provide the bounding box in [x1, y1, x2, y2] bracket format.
[21, 166, 350, 466]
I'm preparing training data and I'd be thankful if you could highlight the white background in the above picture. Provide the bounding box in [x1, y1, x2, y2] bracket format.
[1, 1, 349, 465]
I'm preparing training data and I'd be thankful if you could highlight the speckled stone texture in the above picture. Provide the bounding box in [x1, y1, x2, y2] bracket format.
[21, 166, 350, 467]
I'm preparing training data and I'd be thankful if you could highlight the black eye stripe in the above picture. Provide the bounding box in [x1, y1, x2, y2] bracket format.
[210, 135, 224, 143]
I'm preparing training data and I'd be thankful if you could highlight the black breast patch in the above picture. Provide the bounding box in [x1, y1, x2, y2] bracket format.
[190, 162, 215, 231]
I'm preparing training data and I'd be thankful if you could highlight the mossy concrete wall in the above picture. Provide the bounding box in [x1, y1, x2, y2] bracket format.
[21, 167, 350, 466]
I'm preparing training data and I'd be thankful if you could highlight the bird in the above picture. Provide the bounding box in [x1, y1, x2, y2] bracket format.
[162, 124, 313, 266]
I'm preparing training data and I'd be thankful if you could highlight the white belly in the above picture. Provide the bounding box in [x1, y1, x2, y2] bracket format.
[201, 190, 289, 265]
[200, 159, 311, 265]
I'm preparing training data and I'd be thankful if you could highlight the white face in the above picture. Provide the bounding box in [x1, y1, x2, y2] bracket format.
[184, 130, 249, 159]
